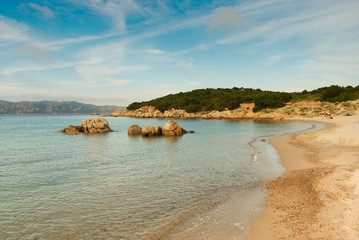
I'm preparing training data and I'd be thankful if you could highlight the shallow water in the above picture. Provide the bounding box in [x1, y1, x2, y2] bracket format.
[0, 115, 321, 239]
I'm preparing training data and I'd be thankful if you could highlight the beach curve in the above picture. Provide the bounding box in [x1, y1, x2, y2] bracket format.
[250, 113, 359, 239]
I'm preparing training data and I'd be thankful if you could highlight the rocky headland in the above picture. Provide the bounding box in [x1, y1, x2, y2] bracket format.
[110, 100, 359, 120]
[59, 117, 113, 134]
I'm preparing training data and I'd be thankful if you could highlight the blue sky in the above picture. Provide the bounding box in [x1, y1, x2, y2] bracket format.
[0, 0, 358, 105]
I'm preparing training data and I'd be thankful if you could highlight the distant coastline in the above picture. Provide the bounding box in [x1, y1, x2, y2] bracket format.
[0, 100, 125, 115]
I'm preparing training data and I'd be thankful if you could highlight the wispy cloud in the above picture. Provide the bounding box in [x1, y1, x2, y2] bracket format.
[108, 79, 133, 86]
[265, 54, 285, 66]
[14, 45, 51, 61]
[1, 58, 103, 76]
[0, 14, 106, 51]
[75, 64, 147, 83]
[145, 49, 166, 55]
[74, 0, 144, 33]
[216, 0, 359, 46]
[0, 16, 31, 43]
[209, 7, 247, 33]
[26, 3, 56, 18]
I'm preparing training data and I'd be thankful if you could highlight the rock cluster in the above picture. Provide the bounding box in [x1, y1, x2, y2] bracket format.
[128, 120, 193, 137]
[111, 106, 190, 119]
[110, 104, 274, 119]
[59, 117, 113, 135]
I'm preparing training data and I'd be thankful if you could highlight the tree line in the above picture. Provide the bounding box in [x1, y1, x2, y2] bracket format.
[127, 85, 359, 113]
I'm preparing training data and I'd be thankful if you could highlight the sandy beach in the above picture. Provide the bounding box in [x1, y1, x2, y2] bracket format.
[250, 113, 359, 239]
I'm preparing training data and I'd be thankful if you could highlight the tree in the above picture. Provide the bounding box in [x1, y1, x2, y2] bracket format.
[321, 85, 342, 101]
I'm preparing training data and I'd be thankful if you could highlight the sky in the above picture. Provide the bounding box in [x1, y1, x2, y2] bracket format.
[0, 0, 358, 106]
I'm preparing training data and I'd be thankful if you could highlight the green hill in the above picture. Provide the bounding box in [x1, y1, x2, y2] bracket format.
[0, 100, 124, 114]
[128, 85, 359, 112]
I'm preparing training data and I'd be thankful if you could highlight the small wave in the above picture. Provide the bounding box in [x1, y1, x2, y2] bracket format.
[299, 123, 317, 132]
[248, 137, 263, 162]
[252, 152, 258, 162]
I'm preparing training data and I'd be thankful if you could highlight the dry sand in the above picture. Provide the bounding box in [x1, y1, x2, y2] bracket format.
[250, 113, 359, 239]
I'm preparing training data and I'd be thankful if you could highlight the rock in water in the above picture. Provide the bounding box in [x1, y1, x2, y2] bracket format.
[59, 117, 113, 134]
[128, 124, 142, 135]
[81, 118, 113, 133]
[163, 120, 178, 131]
[162, 120, 185, 136]
[141, 125, 162, 136]
[127, 120, 193, 137]
[58, 125, 84, 135]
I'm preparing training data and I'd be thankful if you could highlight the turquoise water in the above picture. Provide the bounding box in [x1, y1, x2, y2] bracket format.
[0, 115, 319, 239]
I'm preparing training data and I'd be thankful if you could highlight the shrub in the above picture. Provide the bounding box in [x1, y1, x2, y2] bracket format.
[321, 85, 356, 102]
[253, 92, 291, 112]
[185, 104, 202, 113]
[321, 85, 342, 101]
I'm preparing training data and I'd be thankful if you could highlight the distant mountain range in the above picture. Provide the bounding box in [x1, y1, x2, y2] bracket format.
[0, 100, 125, 114]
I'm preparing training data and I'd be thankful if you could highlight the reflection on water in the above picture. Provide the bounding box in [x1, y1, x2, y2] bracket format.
[0, 115, 322, 239]
[163, 135, 181, 144]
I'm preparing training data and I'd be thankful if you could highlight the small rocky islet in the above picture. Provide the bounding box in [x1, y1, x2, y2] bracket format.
[59, 118, 194, 136]
[128, 120, 194, 137]
[59, 117, 113, 134]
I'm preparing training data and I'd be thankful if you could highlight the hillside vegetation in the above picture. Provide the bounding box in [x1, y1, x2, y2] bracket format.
[0, 100, 123, 114]
[128, 85, 359, 112]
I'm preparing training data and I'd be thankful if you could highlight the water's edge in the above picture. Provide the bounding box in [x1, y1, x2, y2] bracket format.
[161, 121, 325, 240]
[246, 120, 327, 240]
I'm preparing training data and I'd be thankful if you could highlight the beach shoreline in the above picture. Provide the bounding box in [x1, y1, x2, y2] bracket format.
[250, 114, 359, 239]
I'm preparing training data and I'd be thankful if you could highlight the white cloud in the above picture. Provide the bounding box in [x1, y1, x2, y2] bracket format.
[0, 16, 31, 43]
[295, 55, 359, 76]
[1, 57, 103, 76]
[216, 0, 359, 46]
[265, 54, 285, 66]
[209, 7, 247, 33]
[14, 45, 51, 61]
[108, 79, 133, 86]
[27, 3, 56, 18]
[210, 0, 359, 87]
[75, 0, 143, 33]
[146, 49, 165, 55]
[75, 64, 147, 83]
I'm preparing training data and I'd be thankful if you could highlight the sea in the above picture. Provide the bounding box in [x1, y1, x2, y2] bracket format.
[0, 115, 323, 240]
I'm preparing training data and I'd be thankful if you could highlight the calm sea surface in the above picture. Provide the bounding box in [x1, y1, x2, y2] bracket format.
[0, 115, 321, 239]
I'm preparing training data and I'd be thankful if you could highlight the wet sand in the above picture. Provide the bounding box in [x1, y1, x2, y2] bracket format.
[250, 114, 359, 239]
